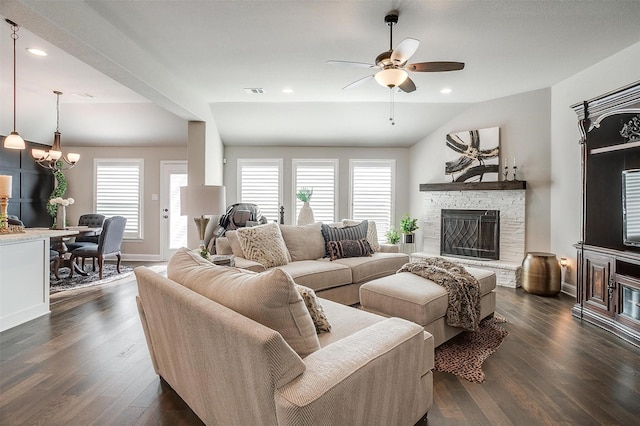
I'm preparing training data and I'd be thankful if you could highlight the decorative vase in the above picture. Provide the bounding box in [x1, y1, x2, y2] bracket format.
[297, 202, 315, 226]
[402, 232, 414, 244]
[56, 205, 66, 229]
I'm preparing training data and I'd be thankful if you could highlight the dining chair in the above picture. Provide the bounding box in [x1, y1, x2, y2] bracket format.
[69, 216, 127, 280]
[50, 249, 61, 280]
[66, 213, 106, 270]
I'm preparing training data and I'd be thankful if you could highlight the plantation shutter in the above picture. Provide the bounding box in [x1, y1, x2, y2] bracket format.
[293, 160, 338, 223]
[350, 160, 395, 241]
[238, 159, 282, 223]
[94, 159, 143, 239]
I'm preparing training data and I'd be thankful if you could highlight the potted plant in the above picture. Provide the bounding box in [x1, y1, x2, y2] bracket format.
[399, 213, 419, 244]
[385, 226, 400, 245]
[296, 187, 315, 225]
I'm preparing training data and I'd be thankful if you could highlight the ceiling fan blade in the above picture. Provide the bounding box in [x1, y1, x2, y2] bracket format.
[398, 76, 416, 93]
[326, 60, 376, 69]
[391, 38, 420, 65]
[342, 75, 374, 90]
[407, 61, 465, 72]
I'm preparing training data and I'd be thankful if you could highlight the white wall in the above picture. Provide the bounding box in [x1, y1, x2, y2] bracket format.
[409, 88, 552, 256]
[550, 41, 640, 293]
[223, 146, 410, 227]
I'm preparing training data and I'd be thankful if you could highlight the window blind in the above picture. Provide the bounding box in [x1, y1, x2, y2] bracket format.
[293, 160, 338, 223]
[238, 159, 282, 223]
[94, 159, 143, 239]
[350, 160, 395, 241]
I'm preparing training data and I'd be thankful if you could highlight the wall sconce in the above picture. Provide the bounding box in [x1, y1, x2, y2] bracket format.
[559, 257, 569, 270]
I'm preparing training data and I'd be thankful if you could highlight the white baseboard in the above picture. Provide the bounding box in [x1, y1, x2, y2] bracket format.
[561, 281, 577, 297]
[121, 253, 164, 262]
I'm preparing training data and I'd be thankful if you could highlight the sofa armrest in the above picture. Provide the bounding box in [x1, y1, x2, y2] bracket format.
[379, 243, 399, 253]
[274, 317, 429, 425]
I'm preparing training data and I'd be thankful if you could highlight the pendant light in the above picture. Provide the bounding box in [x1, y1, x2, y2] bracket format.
[3, 19, 25, 150]
[32, 91, 80, 170]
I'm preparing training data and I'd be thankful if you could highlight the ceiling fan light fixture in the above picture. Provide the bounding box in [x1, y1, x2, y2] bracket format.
[374, 68, 408, 88]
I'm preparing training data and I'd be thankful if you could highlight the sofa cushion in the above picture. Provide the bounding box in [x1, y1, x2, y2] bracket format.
[275, 260, 352, 292]
[316, 299, 384, 348]
[237, 223, 291, 268]
[334, 252, 410, 284]
[295, 284, 331, 334]
[326, 238, 373, 261]
[225, 231, 245, 257]
[320, 220, 368, 256]
[167, 248, 320, 357]
[342, 219, 381, 252]
[279, 223, 326, 261]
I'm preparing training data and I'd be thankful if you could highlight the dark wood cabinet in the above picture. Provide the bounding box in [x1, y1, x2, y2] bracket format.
[572, 82, 640, 346]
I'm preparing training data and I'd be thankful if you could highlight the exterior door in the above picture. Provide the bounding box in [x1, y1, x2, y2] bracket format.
[160, 161, 188, 260]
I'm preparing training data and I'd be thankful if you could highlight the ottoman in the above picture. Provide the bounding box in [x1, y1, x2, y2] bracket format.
[360, 267, 497, 347]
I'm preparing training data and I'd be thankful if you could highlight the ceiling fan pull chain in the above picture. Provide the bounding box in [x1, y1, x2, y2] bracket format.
[389, 89, 395, 125]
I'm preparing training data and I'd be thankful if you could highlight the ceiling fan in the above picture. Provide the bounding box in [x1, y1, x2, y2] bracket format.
[327, 12, 465, 93]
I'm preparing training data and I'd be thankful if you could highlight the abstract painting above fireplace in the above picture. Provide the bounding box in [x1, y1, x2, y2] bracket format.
[441, 209, 500, 260]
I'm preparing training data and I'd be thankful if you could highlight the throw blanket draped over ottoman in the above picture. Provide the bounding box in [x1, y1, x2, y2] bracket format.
[398, 259, 481, 331]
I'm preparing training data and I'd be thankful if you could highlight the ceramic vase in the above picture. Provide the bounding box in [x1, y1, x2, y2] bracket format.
[297, 202, 315, 226]
[56, 205, 66, 229]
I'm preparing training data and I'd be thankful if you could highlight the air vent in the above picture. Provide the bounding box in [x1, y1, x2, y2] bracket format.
[244, 88, 265, 94]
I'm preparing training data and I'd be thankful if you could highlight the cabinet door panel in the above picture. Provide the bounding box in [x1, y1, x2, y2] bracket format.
[584, 253, 613, 317]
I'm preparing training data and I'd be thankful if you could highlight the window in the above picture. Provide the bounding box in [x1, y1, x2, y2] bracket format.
[349, 160, 395, 241]
[94, 159, 144, 239]
[237, 159, 282, 223]
[292, 159, 338, 223]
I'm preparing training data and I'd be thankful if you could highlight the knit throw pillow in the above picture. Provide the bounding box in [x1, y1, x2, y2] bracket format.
[342, 219, 380, 252]
[295, 284, 331, 334]
[236, 223, 291, 268]
[321, 220, 368, 256]
[326, 238, 373, 261]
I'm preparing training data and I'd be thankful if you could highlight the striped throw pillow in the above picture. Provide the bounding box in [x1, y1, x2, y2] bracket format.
[326, 238, 373, 261]
[321, 220, 368, 256]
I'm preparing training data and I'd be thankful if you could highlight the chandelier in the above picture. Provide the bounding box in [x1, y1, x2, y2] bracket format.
[32, 91, 80, 170]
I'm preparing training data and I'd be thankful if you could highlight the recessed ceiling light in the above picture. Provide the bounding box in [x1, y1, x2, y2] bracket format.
[26, 47, 47, 56]
[440, 87, 452, 94]
[282, 88, 293, 94]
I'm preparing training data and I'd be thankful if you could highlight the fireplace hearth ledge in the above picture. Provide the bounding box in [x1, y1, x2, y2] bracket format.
[410, 251, 522, 288]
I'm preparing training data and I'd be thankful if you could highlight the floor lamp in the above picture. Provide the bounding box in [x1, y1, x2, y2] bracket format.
[180, 185, 226, 251]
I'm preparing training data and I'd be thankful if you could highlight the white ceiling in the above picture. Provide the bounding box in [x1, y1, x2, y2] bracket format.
[1, 1, 639, 148]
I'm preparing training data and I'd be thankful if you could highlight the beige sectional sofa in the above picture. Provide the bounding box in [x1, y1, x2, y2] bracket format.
[215, 221, 410, 305]
[135, 248, 433, 425]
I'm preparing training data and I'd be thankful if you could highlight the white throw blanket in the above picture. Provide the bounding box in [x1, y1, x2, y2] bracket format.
[398, 258, 481, 331]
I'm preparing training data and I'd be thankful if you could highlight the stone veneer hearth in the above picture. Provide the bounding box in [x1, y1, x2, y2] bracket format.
[417, 184, 526, 288]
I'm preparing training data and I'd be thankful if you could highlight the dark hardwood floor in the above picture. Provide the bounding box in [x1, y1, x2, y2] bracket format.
[1, 265, 639, 425]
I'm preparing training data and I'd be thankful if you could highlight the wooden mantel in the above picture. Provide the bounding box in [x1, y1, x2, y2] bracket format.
[420, 181, 527, 191]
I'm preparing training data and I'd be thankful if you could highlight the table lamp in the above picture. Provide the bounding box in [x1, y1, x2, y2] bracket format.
[0, 175, 12, 230]
[180, 185, 226, 251]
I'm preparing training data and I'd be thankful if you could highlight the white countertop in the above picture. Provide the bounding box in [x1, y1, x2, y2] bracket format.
[0, 228, 79, 244]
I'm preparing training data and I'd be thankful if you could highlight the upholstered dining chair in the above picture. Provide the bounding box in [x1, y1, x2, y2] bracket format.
[66, 213, 106, 250]
[50, 249, 61, 280]
[69, 216, 127, 280]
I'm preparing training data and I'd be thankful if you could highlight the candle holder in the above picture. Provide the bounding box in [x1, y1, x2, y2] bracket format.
[0, 197, 8, 230]
[503, 164, 509, 181]
[511, 165, 519, 181]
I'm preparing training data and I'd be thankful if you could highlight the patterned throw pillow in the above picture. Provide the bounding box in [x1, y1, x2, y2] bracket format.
[342, 219, 381, 252]
[321, 220, 368, 256]
[295, 284, 332, 334]
[236, 223, 291, 268]
[326, 238, 373, 261]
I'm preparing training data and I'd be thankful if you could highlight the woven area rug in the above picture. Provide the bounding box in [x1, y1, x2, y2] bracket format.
[434, 315, 508, 383]
[50, 264, 134, 294]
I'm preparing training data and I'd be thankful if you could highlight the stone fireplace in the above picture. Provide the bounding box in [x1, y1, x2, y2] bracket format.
[415, 181, 526, 287]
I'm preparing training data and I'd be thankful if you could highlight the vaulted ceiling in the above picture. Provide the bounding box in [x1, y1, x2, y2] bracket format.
[1, 1, 639, 148]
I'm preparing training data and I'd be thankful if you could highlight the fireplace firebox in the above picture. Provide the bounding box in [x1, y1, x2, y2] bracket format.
[440, 209, 500, 260]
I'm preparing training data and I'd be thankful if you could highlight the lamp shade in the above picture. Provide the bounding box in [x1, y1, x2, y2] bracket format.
[374, 68, 408, 88]
[180, 185, 226, 217]
[3, 132, 25, 150]
[0, 175, 12, 198]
